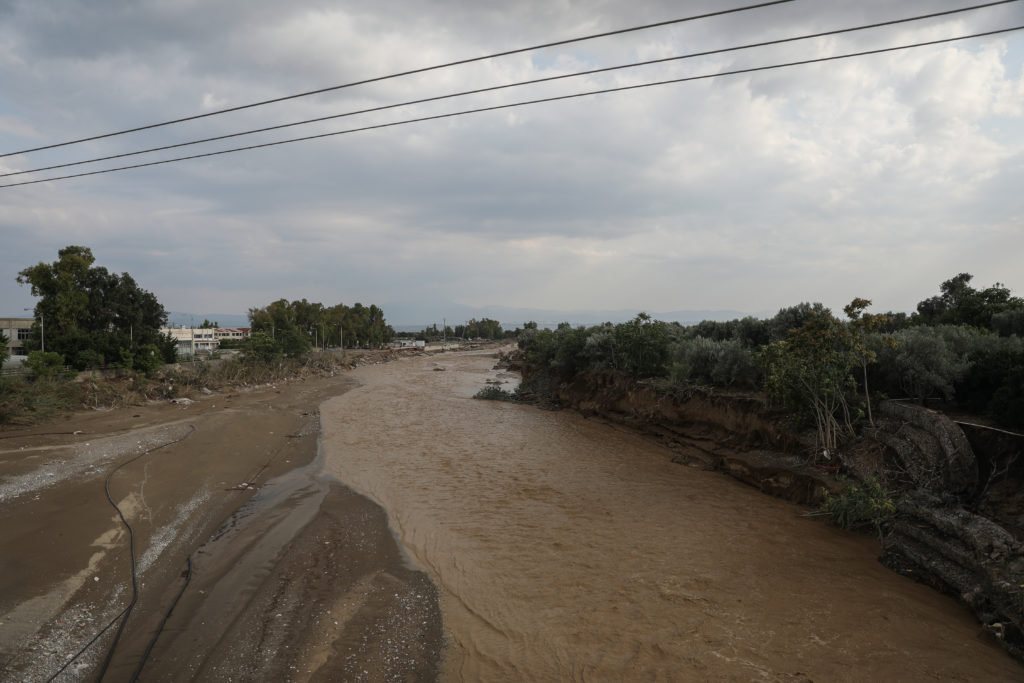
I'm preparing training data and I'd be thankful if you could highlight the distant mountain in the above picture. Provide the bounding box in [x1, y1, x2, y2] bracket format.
[166, 312, 250, 328]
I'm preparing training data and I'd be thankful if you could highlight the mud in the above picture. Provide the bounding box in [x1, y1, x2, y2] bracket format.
[0, 359, 442, 681]
[321, 349, 1023, 681]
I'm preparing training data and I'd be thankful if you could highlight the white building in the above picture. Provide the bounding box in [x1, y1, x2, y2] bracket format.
[159, 327, 251, 357]
[1, 317, 34, 359]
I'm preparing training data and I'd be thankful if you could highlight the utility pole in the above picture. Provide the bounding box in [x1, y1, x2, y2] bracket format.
[443, 318, 446, 348]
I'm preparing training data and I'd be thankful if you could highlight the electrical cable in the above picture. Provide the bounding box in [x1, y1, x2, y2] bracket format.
[2, 0, 1013, 180]
[0, 0, 795, 158]
[41, 425, 196, 683]
[44, 607, 131, 683]
[2, 25, 1019, 190]
[128, 556, 192, 683]
[95, 424, 196, 682]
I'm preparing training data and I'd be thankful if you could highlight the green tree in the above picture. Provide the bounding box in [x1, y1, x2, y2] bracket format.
[0, 333, 9, 369]
[843, 298, 892, 427]
[768, 302, 827, 343]
[764, 309, 857, 454]
[876, 326, 973, 404]
[17, 246, 169, 370]
[915, 273, 1024, 330]
[244, 331, 282, 363]
[613, 313, 669, 378]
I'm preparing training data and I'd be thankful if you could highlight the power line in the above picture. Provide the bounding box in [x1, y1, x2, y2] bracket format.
[2, 0, 1014, 180]
[2, 25, 1020, 190]
[0, 0, 795, 158]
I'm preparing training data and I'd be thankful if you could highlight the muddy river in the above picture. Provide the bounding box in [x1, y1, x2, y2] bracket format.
[321, 349, 1021, 681]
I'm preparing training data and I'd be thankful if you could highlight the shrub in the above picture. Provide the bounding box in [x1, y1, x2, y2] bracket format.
[134, 344, 164, 376]
[0, 376, 78, 425]
[875, 326, 973, 403]
[822, 478, 896, 530]
[613, 313, 669, 378]
[474, 385, 515, 401]
[244, 331, 282, 363]
[24, 350, 70, 379]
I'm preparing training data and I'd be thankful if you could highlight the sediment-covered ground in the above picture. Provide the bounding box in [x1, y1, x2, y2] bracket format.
[0, 352, 442, 682]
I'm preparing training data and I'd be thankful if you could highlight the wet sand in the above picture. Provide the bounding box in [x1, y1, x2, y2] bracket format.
[0, 362, 442, 681]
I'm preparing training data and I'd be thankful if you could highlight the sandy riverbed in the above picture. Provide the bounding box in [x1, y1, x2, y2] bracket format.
[0, 355, 443, 681]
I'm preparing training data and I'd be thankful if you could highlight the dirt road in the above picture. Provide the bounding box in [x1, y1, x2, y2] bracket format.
[0, 364, 442, 681]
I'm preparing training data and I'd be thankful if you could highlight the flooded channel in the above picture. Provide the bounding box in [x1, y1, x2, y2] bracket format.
[320, 349, 1021, 681]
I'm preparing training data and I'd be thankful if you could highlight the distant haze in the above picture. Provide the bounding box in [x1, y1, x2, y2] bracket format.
[168, 305, 776, 333]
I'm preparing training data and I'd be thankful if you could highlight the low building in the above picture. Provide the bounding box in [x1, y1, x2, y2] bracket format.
[158, 326, 251, 357]
[1, 317, 34, 359]
[392, 339, 426, 349]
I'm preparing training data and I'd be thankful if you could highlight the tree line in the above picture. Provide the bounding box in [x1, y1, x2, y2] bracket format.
[518, 274, 1024, 439]
[10, 246, 397, 372]
[245, 299, 394, 360]
[397, 318, 517, 342]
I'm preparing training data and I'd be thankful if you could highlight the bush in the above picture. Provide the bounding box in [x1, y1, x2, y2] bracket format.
[24, 350, 70, 379]
[613, 313, 668, 378]
[822, 478, 896, 530]
[875, 326, 974, 403]
[474, 385, 515, 401]
[244, 331, 282, 363]
[134, 344, 164, 376]
[989, 365, 1024, 429]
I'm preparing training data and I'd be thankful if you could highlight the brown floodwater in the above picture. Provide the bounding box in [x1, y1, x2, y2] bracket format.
[321, 349, 1022, 681]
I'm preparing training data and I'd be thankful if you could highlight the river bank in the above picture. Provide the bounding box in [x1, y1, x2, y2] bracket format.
[0, 351, 443, 681]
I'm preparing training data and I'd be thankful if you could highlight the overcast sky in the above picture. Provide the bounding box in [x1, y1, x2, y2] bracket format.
[1, 0, 1022, 325]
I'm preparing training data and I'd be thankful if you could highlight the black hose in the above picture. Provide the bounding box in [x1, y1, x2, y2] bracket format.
[41, 424, 196, 682]
[128, 555, 192, 682]
[44, 607, 130, 682]
[94, 424, 196, 682]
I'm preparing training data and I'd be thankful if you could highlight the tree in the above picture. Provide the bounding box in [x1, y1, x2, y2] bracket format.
[878, 326, 973, 404]
[764, 309, 857, 454]
[768, 302, 827, 342]
[198, 319, 219, 329]
[248, 298, 394, 351]
[17, 246, 169, 370]
[843, 298, 891, 427]
[915, 273, 1024, 330]
[613, 313, 669, 378]
[244, 331, 282, 363]
[0, 333, 9, 369]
